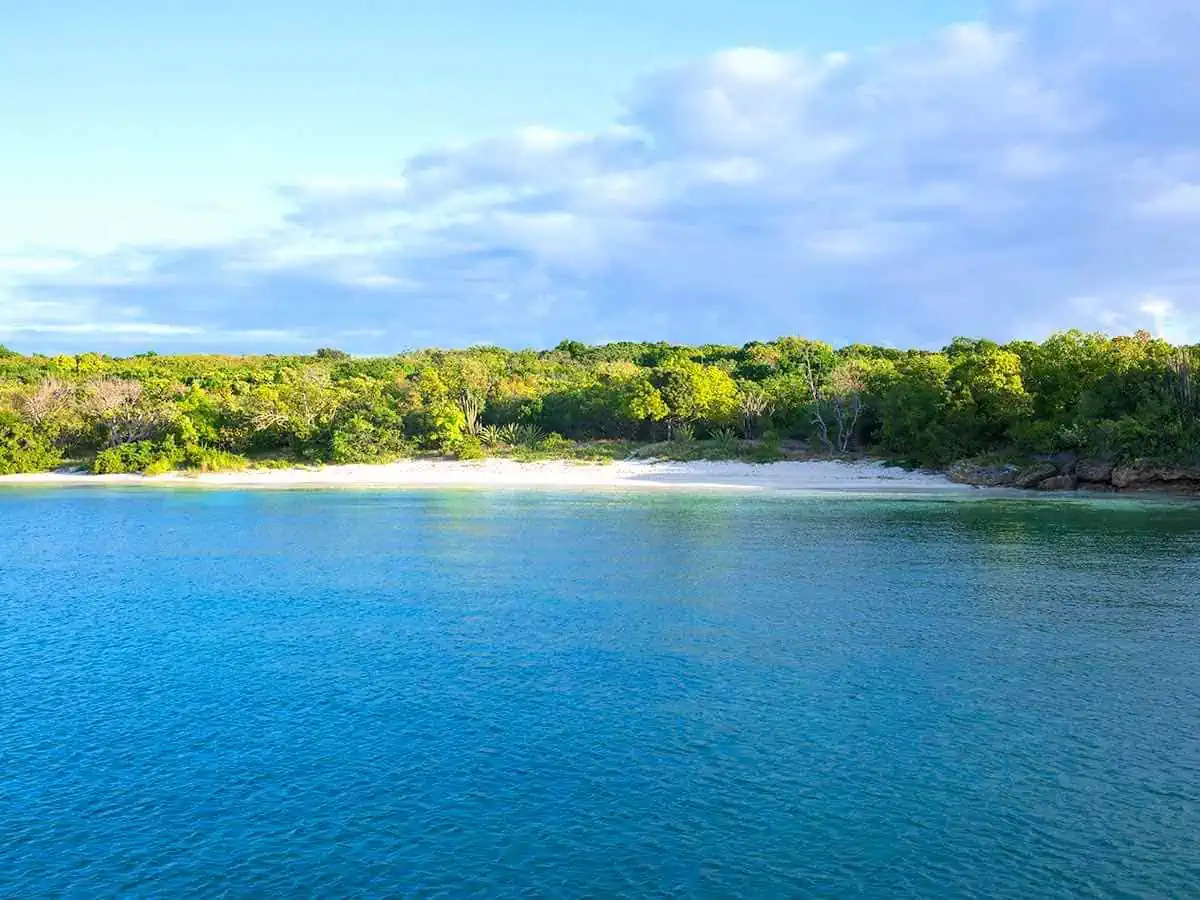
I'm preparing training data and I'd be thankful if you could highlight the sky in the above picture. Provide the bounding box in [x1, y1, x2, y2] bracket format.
[3, 0, 1199, 354]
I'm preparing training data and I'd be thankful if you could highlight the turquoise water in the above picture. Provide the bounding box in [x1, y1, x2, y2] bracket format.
[1, 488, 1198, 898]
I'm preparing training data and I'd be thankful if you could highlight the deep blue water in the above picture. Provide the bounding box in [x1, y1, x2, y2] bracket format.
[1, 487, 1199, 898]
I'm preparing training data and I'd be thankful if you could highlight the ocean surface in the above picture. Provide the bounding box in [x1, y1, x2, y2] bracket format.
[1, 487, 1198, 898]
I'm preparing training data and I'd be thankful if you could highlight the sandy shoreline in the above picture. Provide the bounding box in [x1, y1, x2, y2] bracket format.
[0, 458, 973, 494]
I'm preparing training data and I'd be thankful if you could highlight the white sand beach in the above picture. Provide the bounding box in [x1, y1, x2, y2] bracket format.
[0, 458, 972, 493]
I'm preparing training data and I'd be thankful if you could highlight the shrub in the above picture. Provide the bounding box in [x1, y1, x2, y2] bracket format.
[452, 434, 486, 460]
[0, 414, 62, 474]
[672, 423, 695, 443]
[143, 458, 176, 477]
[478, 424, 504, 447]
[749, 432, 785, 463]
[535, 432, 573, 453]
[711, 427, 740, 455]
[180, 446, 249, 472]
[499, 423, 545, 447]
[93, 440, 249, 475]
[91, 439, 182, 474]
[249, 457, 309, 470]
[330, 416, 411, 464]
[406, 403, 466, 453]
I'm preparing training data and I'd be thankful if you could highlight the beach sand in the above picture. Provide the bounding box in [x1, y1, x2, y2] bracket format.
[0, 458, 972, 493]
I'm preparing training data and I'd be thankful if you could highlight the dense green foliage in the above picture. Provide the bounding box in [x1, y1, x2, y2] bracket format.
[0, 331, 1197, 474]
[0, 411, 62, 474]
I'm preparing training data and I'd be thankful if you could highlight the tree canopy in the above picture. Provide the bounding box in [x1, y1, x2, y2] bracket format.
[1, 330, 1197, 474]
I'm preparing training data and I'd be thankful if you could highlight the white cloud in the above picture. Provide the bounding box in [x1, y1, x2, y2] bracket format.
[0, 256, 78, 275]
[7, 322, 205, 336]
[0, 296, 193, 337]
[1137, 294, 1198, 342]
[0, 294, 306, 345]
[5, 0, 1200, 352]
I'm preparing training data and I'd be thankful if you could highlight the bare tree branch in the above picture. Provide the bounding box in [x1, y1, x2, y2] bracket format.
[828, 366, 866, 453]
[18, 378, 74, 426]
[739, 388, 772, 439]
[85, 379, 168, 447]
[802, 350, 833, 453]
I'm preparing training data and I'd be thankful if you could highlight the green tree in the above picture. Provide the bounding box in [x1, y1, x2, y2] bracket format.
[876, 354, 956, 464]
[401, 367, 467, 451]
[946, 347, 1031, 451]
[653, 358, 739, 435]
[0, 331, 1198, 474]
[0, 412, 62, 474]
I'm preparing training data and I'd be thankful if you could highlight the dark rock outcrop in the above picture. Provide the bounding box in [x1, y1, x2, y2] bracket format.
[1076, 458, 1115, 483]
[946, 456, 1199, 495]
[1034, 451, 1079, 475]
[1111, 460, 1200, 493]
[1013, 462, 1059, 489]
[947, 461, 1018, 487]
[1037, 475, 1078, 491]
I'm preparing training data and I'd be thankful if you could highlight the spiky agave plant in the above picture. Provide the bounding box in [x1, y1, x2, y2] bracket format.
[514, 423, 546, 447]
[498, 422, 546, 447]
[711, 427, 740, 454]
[497, 423, 520, 446]
[478, 424, 504, 447]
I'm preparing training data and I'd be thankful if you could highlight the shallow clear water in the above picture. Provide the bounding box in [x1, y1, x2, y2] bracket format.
[1, 487, 1198, 898]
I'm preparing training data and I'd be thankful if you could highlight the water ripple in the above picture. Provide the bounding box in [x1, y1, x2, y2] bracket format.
[1, 489, 1198, 897]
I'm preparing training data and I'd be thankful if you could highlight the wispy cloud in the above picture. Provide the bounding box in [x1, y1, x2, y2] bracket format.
[4, 0, 1200, 352]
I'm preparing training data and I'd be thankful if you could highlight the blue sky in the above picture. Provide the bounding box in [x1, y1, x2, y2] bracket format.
[3, 0, 1198, 353]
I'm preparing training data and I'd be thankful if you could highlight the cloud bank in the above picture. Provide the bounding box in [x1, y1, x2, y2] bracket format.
[5, 0, 1200, 352]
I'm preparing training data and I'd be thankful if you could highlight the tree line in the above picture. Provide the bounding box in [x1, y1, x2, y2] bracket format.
[1, 331, 1198, 474]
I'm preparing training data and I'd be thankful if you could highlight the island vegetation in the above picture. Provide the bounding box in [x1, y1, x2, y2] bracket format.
[1, 332, 1198, 489]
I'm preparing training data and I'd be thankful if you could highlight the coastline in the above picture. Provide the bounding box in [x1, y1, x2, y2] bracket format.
[0, 458, 975, 493]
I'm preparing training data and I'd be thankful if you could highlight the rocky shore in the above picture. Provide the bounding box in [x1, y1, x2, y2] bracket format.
[948, 455, 1200, 496]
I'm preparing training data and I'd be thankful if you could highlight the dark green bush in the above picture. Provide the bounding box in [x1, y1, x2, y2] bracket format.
[180, 446, 248, 472]
[0, 413, 61, 474]
[91, 439, 182, 474]
[452, 434, 486, 460]
[329, 415, 411, 464]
